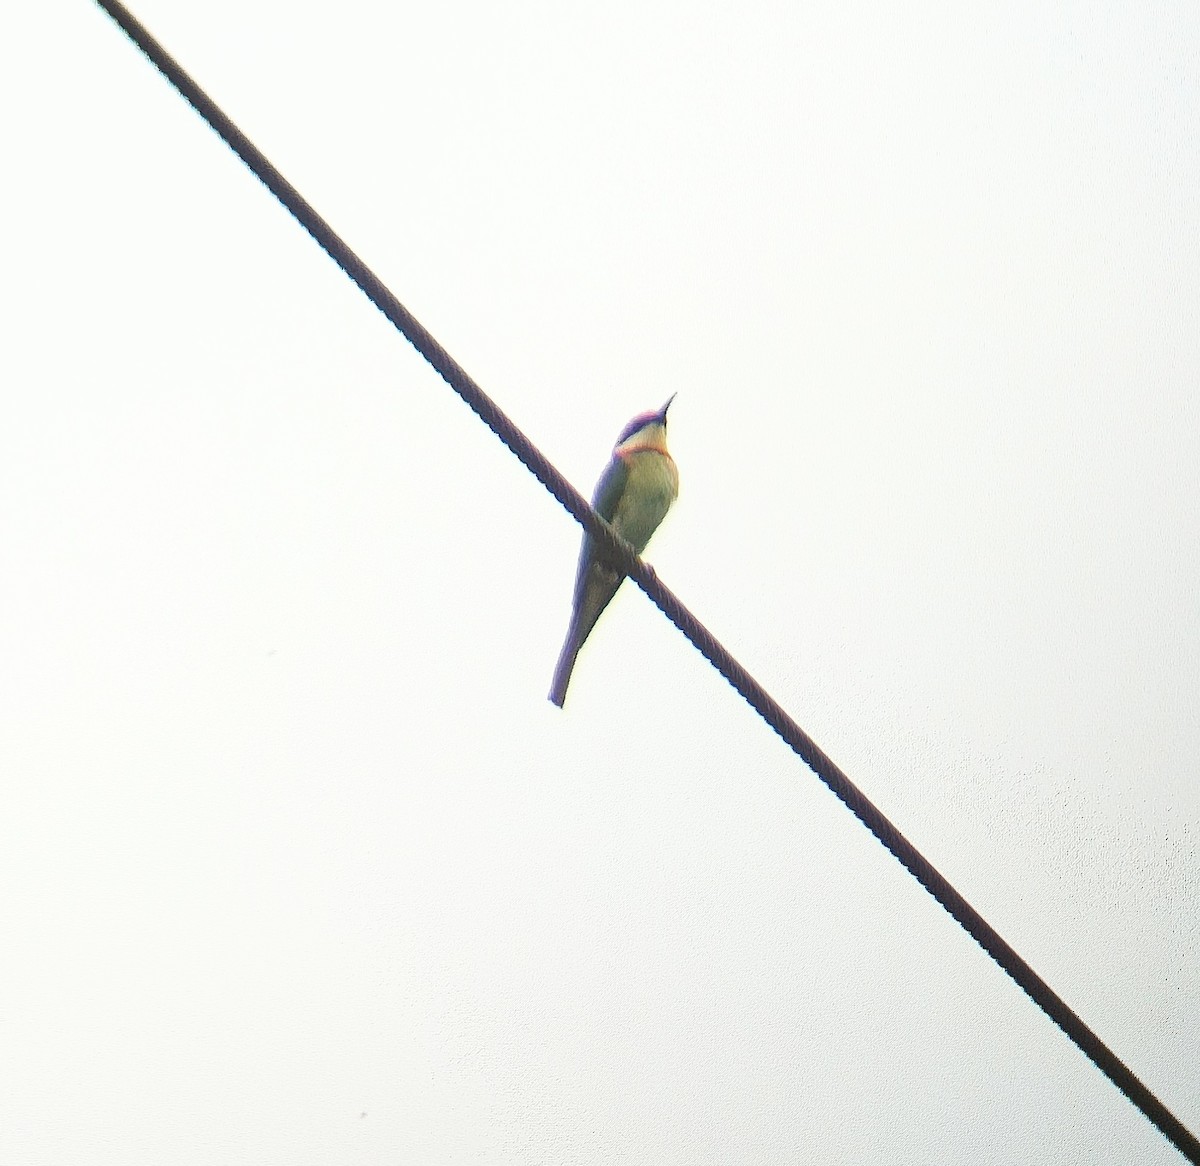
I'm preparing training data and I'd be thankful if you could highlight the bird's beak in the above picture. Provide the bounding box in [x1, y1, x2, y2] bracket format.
[658, 394, 676, 422]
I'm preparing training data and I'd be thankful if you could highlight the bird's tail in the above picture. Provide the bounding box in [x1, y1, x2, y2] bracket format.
[548, 631, 582, 708]
[548, 563, 623, 708]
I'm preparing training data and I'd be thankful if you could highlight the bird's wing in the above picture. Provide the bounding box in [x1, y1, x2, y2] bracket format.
[591, 454, 629, 522]
[568, 453, 628, 606]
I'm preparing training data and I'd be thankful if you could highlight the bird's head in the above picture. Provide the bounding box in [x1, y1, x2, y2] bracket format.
[613, 394, 675, 454]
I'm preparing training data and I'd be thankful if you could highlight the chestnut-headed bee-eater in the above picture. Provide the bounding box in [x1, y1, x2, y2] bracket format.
[549, 396, 678, 707]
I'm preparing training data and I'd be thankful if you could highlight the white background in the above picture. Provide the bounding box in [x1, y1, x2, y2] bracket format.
[3, 1, 1198, 1162]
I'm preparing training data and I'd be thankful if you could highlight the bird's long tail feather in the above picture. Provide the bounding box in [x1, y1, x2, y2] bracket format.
[548, 632, 582, 708]
[548, 565, 623, 708]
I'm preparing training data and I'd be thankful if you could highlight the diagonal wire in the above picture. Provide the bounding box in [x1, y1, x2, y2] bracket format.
[91, 2, 1199, 1161]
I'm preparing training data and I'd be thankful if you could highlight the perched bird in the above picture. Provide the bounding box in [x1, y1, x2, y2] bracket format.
[549, 396, 679, 707]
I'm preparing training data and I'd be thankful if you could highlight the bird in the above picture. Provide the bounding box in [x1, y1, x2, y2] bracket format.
[549, 396, 679, 707]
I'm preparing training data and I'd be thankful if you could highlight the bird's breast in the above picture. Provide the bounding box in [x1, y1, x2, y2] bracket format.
[612, 450, 679, 554]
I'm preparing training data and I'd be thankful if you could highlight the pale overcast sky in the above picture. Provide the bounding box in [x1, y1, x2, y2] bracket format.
[3, 2, 1198, 1162]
